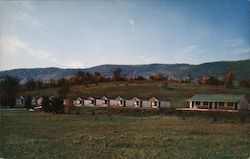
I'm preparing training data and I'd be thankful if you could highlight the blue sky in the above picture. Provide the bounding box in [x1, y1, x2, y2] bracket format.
[0, 0, 249, 70]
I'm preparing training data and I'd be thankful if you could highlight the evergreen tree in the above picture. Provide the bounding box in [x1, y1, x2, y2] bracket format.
[0, 75, 19, 107]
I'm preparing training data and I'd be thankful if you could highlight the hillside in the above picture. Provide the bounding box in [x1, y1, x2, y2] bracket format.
[0, 60, 249, 83]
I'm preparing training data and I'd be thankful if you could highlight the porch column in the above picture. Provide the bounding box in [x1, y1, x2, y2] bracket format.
[189, 101, 192, 108]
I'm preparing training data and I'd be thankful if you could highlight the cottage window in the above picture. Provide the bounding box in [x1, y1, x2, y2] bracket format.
[195, 101, 201, 105]
[227, 102, 233, 107]
[203, 102, 208, 106]
[219, 102, 224, 106]
[119, 101, 123, 105]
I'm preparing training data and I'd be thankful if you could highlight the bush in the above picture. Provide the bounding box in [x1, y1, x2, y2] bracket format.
[25, 96, 33, 110]
[51, 97, 64, 114]
[42, 96, 52, 112]
[42, 96, 64, 114]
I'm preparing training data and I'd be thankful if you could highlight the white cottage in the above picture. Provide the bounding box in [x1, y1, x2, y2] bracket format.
[186, 94, 249, 110]
[15, 96, 25, 107]
[129, 97, 142, 108]
[110, 96, 125, 107]
[36, 97, 43, 106]
[84, 97, 96, 106]
[96, 96, 109, 107]
[73, 97, 84, 107]
[148, 97, 160, 108]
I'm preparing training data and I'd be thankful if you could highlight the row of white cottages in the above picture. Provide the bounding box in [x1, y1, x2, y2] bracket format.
[16, 94, 249, 110]
[16, 96, 171, 109]
[65, 96, 171, 109]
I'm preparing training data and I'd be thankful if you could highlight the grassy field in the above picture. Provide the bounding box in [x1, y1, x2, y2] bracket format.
[22, 81, 250, 108]
[1, 109, 250, 159]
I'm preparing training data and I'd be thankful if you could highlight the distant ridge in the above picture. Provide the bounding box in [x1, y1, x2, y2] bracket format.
[0, 59, 249, 83]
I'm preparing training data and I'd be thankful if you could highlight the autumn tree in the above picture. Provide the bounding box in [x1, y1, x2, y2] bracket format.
[25, 79, 37, 90]
[112, 68, 122, 81]
[93, 72, 104, 83]
[57, 85, 70, 98]
[224, 70, 234, 88]
[75, 71, 86, 84]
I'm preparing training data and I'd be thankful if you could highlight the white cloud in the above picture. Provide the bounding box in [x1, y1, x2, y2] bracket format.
[182, 45, 206, 54]
[128, 19, 135, 30]
[0, 36, 85, 70]
[172, 45, 207, 64]
[231, 47, 250, 55]
[226, 38, 245, 47]
[19, 1, 35, 11]
[0, 36, 28, 54]
[182, 45, 198, 53]
[16, 11, 39, 28]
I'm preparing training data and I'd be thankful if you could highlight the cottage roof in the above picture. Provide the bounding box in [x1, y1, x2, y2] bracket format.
[115, 96, 124, 101]
[131, 97, 141, 101]
[186, 94, 245, 102]
[149, 97, 159, 101]
[75, 97, 83, 100]
[87, 96, 95, 100]
[100, 96, 108, 100]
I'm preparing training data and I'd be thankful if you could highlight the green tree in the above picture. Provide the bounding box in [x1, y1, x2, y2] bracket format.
[51, 97, 64, 114]
[25, 96, 33, 110]
[42, 96, 52, 112]
[0, 75, 19, 107]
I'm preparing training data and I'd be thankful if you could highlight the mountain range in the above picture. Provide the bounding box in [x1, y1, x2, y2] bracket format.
[0, 60, 249, 83]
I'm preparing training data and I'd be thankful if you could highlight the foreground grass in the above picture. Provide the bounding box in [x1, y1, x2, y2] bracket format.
[1, 109, 250, 159]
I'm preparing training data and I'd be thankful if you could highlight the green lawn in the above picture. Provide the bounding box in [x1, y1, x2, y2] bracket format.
[1, 109, 250, 159]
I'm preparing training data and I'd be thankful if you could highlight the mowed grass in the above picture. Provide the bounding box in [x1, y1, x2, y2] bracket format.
[23, 81, 250, 107]
[1, 109, 250, 159]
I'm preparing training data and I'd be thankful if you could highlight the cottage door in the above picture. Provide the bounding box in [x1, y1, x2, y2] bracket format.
[234, 103, 238, 110]
[209, 102, 212, 109]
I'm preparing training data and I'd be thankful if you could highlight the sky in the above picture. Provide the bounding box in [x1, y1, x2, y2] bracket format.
[0, 0, 250, 71]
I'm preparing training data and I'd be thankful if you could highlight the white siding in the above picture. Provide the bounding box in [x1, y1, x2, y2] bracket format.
[84, 99, 95, 106]
[110, 99, 124, 107]
[142, 101, 151, 109]
[96, 99, 108, 106]
[160, 101, 171, 108]
[125, 100, 133, 107]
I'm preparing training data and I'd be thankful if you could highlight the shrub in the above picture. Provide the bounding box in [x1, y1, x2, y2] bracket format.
[25, 96, 33, 110]
[42, 96, 52, 112]
[51, 97, 64, 114]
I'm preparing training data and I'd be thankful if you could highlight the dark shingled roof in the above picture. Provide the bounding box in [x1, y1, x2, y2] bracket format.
[186, 94, 245, 102]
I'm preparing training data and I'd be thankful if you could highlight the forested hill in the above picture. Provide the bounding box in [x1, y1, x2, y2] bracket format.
[0, 59, 249, 83]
